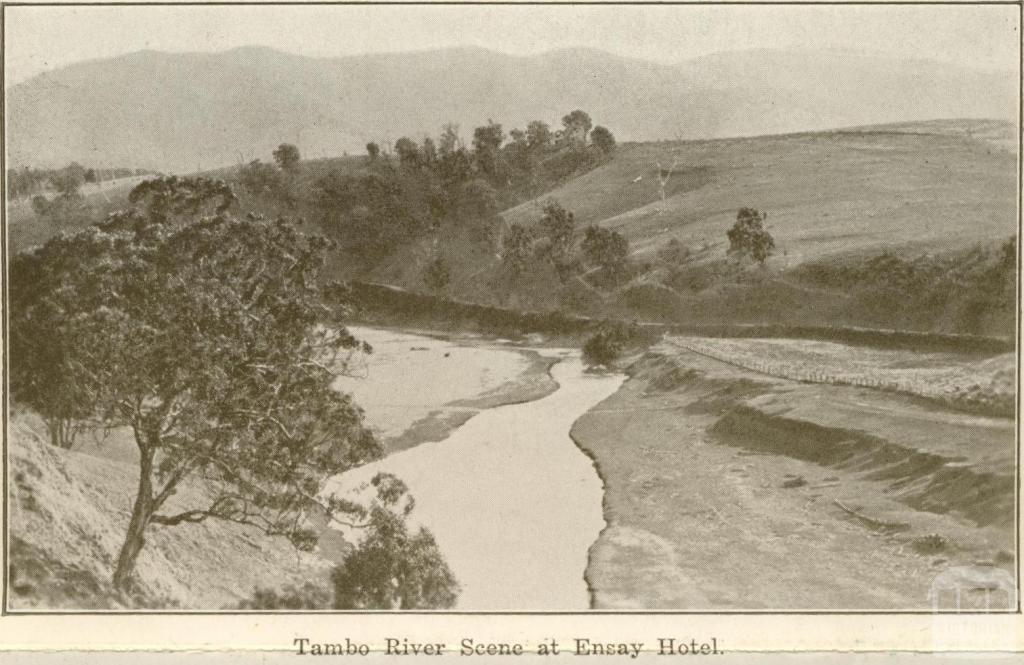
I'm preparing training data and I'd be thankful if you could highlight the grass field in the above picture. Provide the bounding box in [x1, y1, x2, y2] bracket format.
[502, 119, 1017, 266]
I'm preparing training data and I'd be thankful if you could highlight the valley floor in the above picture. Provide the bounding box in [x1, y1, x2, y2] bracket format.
[572, 341, 1015, 609]
[7, 326, 1016, 610]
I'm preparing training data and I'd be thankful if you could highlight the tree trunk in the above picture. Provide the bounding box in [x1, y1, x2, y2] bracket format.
[47, 419, 61, 449]
[113, 447, 155, 592]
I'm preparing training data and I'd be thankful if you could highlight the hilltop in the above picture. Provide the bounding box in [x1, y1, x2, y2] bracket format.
[7, 46, 1016, 172]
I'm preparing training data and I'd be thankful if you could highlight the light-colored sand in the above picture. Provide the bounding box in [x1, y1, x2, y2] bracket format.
[573, 346, 1015, 610]
[332, 327, 533, 439]
[329, 354, 625, 610]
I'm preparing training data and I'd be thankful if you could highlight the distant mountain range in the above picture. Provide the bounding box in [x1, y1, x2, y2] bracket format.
[6, 45, 1017, 172]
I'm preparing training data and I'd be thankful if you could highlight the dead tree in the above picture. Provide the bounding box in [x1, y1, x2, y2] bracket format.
[655, 157, 679, 213]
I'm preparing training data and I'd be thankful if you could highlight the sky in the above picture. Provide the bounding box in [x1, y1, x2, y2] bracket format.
[4, 4, 1020, 85]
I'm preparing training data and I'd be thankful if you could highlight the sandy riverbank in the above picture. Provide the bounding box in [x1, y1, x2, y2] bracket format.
[333, 327, 559, 454]
[570, 342, 1015, 610]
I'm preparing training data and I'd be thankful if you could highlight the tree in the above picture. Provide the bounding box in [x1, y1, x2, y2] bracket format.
[538, 201, 576, 265]
[727, 207, 775, 265]
[423, 255, 451, 293]
[582, 225, 629, 275]
[455, 179, 498, 227]
[472, 120, 505, 178]
[50, 169, 84, 198]
[421, 137, 438, 166]
[501, 223, 534, 275]
[394, 137, 421, 169]
[366, 142, 381, 161]
[331, 475, 459, 609]
[9, 238, 96, 447]
[561, 110, 593, 148]
[590, 126, 616, 155]
[10, 176, 384, 593]
[655, 157, 679, 213]
[316, 171, 429, 260]
[526, 120, 552, 151]
[273, 143, 302, 173]
[438, 123, 462, 155]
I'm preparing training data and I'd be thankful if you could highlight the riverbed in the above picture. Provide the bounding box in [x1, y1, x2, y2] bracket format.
[328, 328, 624, 610]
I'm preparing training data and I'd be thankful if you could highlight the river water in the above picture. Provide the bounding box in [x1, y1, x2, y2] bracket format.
[329, 331, 624, 610]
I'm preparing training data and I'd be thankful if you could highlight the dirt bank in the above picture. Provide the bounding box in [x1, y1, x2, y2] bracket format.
[571, 343, 1015, 609]
[8, 412, 330, 609]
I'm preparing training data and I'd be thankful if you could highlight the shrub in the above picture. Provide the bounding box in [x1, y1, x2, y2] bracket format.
[329, 500, 458, 610]
[581, 225, 629, 278]
[582, 323, 636, 367]
[911, 534, 949, 555]
[238, 582, 332, 609]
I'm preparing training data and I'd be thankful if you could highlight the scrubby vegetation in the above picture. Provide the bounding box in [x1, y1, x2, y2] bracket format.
[582, 323, 640, 368]
[792, 238, 1016, 335]
[7, 163, 155, 202]
[238, 582, 332, 610]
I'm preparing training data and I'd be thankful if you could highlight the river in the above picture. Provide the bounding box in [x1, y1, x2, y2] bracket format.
[328, 328, 624, 610]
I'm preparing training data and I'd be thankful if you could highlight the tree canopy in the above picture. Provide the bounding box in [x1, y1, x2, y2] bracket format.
[331, 475, 459, 609]
[10, 176, 384, 592]
[273, 143, 302, 173]
[582, 224, 629, 275]
[727, 207, 775, 265]
[590, 126, 616, 155]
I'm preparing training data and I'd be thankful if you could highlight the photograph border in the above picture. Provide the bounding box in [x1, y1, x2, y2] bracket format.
[1, 0, 1020, 618]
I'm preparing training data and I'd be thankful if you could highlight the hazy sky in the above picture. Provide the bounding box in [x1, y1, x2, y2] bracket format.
[5, 4, 1020, 85]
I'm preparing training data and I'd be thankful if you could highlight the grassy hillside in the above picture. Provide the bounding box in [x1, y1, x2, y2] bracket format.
[9, 119, 1017, 336]
[502, 119, 1017, 263]
[489, 119, 1018, 336]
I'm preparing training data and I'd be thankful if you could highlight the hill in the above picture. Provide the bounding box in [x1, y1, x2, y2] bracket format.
[424, 119, 1017, 337]
[8, 119, 1017, 337]
[501, 119, 1018, 264]
[7, 46, 1016, 172]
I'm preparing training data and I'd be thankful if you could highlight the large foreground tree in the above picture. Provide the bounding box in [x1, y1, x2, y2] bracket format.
[10, 177, 386, 592]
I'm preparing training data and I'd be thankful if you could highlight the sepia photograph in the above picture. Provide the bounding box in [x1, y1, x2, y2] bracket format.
[2, 2, 1019, 617]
